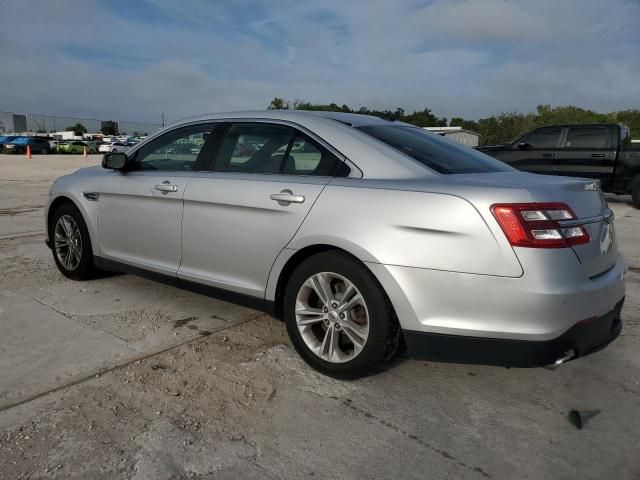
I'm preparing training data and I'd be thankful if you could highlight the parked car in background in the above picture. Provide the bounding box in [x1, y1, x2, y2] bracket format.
[0, 135, 19, 149]
[58, 141, 96, 154]
[98, 142, 129, 153]
[45, 111, 625, 378]
[2, 136, 51, 154]
[477, 124, 640, 208]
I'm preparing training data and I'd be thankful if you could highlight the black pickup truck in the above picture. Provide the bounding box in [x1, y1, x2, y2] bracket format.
[476, 124, 640, 207]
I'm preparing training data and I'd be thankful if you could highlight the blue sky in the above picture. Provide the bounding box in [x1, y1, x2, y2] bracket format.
[1, 0, 639, 124]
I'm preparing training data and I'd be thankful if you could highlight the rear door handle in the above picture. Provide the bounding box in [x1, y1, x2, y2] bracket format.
[541, 153, 556, 158]
[591, 153, 606, 158]
[270, 189, 305, 205]
[154, 181, 178, 193]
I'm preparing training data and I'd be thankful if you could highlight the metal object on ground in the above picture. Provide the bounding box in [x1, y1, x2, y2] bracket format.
[568, 409, 601, 429]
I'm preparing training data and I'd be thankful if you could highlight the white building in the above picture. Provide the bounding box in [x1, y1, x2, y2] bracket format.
[423, 126, 481, 147]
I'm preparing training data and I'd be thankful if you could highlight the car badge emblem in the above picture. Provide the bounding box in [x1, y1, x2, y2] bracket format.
[584, 181, 600, 191]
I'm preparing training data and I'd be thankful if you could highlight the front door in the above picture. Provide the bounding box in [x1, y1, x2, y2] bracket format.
[97, 123, 218, 276]
[507, 126, 563, 175]
[179, 121, 351, 298]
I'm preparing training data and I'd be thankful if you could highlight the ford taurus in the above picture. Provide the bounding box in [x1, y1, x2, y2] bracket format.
[45, 111, 626, 378]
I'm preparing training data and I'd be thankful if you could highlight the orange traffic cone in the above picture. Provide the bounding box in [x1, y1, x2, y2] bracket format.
[26, 144, 31, 159]
[83, 146, 87, 157]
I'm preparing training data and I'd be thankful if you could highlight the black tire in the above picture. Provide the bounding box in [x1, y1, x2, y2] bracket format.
[632, 177, 640, 209]
[50, 203, 99, 280]
[284, 251, 400, 379]
[40, 148, 48, 155]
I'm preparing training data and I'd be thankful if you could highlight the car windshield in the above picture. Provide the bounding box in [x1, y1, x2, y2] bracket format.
[357, 125, 514, 174]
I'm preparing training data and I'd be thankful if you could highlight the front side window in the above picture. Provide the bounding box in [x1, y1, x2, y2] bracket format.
[134, 124, 215, 171]
[565, 127, 609, 149]
[521, 127, 562, 149]
[357, 125, 513, 174]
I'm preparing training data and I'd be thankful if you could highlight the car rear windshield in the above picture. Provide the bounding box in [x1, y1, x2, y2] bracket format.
[356, 125, 513, 174]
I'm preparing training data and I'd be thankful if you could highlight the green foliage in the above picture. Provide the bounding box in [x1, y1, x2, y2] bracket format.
[65, 123, 87, 135]
[268, 97, 290, 110]
[100, 121, 118, 136]
[267, 99, 640, 145]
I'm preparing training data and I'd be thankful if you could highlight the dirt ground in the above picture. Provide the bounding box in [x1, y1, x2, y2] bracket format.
[0, 154, 639, 480]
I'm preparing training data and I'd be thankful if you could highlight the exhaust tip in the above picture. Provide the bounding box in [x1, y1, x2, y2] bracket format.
[544, 349, 576, 370]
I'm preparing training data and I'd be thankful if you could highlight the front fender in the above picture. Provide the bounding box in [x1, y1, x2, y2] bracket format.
[46, 168, 105, 256]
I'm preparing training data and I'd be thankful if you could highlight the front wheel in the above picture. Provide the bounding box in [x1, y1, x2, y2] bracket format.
[40, 148, 48, 155]
[51, 203, 99, 280]
[284, 251, 400, 379]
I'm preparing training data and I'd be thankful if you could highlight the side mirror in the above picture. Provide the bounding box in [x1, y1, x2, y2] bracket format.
[518, 142, 532, 150]
[102, 152, 129, 170]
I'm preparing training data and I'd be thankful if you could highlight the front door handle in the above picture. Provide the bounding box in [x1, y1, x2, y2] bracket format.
[591, 153, 606, 158]
[154, 181, 178, 193]
[270, 189, 305, 206]
[541, 153, 556, 158]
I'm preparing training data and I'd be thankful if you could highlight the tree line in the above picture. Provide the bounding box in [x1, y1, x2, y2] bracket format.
[268, 98, 640, 145]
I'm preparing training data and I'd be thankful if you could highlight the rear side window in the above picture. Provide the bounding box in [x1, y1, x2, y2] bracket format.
[521, 127, 562, 149]
[283, 133, 348, 176]
[213, 123, 349, 177]
[565, 127, 609, 149]
[214, 123, 295, 174]
[357, 125, 513, 174]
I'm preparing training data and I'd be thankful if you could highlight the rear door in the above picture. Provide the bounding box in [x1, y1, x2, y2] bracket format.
[506, 127, 563, 174]
[179, 121, 350, 298]
[554, 126, 614, 186]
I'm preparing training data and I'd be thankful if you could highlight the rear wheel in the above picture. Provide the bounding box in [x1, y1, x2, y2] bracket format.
[284, 251, 400, 379]
[51, 203, 99, 280]
[40, 148, 48, 155]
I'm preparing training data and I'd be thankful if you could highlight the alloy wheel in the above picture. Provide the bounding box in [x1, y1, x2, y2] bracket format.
[54, 214, 83, 270]
[295, 272, 370, 363]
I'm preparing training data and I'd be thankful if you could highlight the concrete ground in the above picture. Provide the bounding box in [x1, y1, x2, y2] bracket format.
[0, 154, 639, 480]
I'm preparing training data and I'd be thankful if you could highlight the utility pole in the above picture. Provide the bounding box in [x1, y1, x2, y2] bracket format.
[161, 112, 165, 128]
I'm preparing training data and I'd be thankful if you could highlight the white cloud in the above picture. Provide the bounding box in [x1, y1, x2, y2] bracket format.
[0, 0, 638, 121]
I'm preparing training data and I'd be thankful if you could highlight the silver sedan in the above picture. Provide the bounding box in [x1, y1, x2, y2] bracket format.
[45, 111, 626, 378]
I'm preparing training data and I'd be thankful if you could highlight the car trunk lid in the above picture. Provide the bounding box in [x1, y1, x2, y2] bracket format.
[484, 172, 617, 278]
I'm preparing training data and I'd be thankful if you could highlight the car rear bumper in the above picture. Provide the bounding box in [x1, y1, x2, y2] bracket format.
[402, 298, 623, 367]
[368, 251, 626, 341]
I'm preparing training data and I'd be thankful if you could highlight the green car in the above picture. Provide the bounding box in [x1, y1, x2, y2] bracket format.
[57, 141, 96, 154]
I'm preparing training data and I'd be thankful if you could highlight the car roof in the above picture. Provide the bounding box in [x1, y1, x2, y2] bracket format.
[171, 110, 414, 129]
[134, 110, 433, 180]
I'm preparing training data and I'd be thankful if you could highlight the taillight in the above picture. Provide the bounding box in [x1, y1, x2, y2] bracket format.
[490, 203, 590, 248]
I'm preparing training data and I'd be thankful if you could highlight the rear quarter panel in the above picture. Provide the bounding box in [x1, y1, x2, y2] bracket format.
[287, 181, 523, 277]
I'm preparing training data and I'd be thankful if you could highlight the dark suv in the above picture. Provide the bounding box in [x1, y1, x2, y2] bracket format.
[477, 124, 640, 207]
